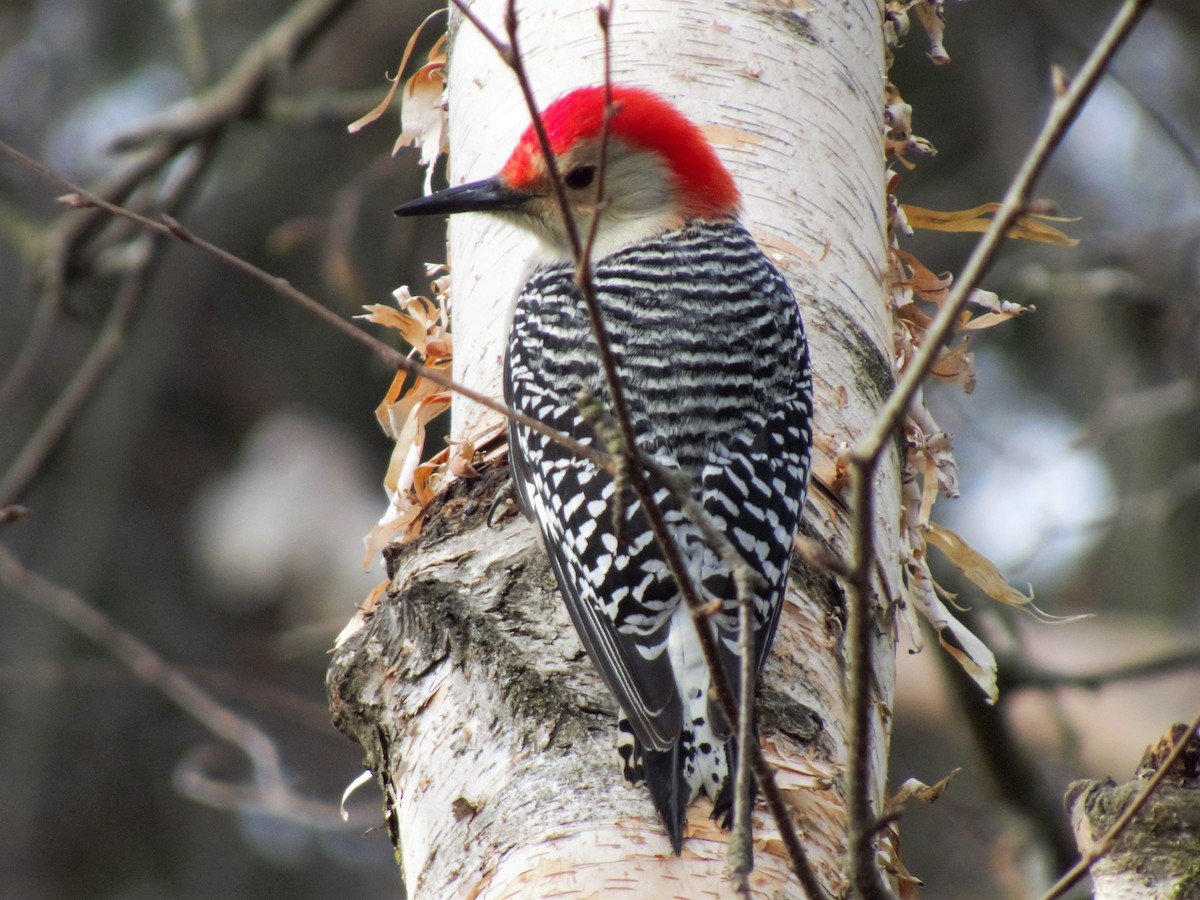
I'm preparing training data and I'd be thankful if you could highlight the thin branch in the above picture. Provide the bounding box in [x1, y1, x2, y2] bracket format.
[163, 0, 211, 89]
[0, 141, 217, 508]
[1041, 710, 1200, 900]
[0, 657, 335, 732]
[110, 0, 362, 152]
[941, 633, 1078, 874]
[638, 456, 766, 607]
[859, 0, 1154, 462]
[842, 1, 1154, 896]
[267, 87, 405, 128]
[173, 745, 353, 827]
[450, 1, 513, 66]
[0, 0, 378, 507]
[793, 534, 852, 581]
[156, 215, 602, 467]
[0, 0, 363, 416]
[1017, 0, 1200, 182]
[845, 452, 890, 899]
[0, 138, 608, 496]
[1072, 378, 1197, 448]
[585, 406, 826, 899]
[580, 408, 799, 887]
[0, 541, 282, 787]
[0, 141, 179, 413]
[731, 534, 757, 893]
[1121, 460, 1200, 526]
[0, 541, 345, 828]
[1001, 647, 1200, 694]
[585, 3, 615, 271]
[495, 3, 639, 462]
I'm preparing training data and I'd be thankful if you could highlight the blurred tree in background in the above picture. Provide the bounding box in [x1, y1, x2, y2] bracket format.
[889, 0, 1200, 893]
[0, 1, 442, 897]
[0, 1, 1197, 897]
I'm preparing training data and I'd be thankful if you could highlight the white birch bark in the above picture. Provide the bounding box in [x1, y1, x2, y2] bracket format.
[329, 1, 901, 896]
[1065, 764, 1200, 899]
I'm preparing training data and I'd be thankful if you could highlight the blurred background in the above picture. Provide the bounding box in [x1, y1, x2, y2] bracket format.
[0, 1, 1197, 897]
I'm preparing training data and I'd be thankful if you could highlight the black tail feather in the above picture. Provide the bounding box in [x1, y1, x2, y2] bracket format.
[710, 738, 759, 830]
[643, 743, 688, 854]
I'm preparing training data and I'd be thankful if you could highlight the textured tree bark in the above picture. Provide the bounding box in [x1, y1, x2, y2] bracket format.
[1064, 725, 1200, 900]
[328, 1, 899, 896]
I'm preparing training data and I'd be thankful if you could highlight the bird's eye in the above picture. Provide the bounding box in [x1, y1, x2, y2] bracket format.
[564, 165, 596, 190]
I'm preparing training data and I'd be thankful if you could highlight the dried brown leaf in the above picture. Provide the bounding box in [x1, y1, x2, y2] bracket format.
[929, 338, 975, 392]
[902, 203, 1079, 245]
[904, 550, 999, 702]
[913, 0, 950, 65]
[387, 392, 451, 492]
[925, 521, 1033, 608]
[376, 366, 445, 440]
[889, 769, 961, 806]
[360, 302, 429, 352]
[391, 47, 448, 182]
[887, 134, 938, 168]
[347, 9, 445, 134]
[891, 248, 952, 304]
[916, 438, 940, 526]
[448, 438, 479, 478]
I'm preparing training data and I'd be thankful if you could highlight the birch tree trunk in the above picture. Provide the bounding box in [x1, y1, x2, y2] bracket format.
[328, 1, 900, 896]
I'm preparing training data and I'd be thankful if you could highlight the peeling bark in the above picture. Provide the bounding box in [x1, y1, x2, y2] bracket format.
[1064, 727, 1200, 900]
[331, 461, 860, 896]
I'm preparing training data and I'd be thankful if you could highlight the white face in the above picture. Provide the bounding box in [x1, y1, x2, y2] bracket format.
[504, 138, 686, 262]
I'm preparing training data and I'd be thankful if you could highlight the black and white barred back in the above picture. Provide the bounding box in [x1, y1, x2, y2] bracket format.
[503, 221, 812, 847]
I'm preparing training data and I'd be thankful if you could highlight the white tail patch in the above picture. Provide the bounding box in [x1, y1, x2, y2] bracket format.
[666, 603, 729, 803]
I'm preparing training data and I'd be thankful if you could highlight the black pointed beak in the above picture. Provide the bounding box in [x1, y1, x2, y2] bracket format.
[394, 176, 530, 218]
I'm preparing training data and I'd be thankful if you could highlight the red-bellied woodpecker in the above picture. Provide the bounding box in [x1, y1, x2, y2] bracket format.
[395, 85, 812, 854]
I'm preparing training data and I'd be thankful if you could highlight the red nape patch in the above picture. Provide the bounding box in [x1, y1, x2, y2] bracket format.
[499, 86, 741, 220]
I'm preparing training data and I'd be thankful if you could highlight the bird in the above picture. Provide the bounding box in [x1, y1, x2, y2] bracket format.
[395, 84, 812, 854]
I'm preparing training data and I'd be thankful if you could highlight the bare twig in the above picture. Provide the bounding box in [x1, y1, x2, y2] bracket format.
[1072, 378, 1197, 448]
[793, 534, 852, 581]
[0, 0, 364, 416]
[1, 0, 380, 508]
[0, 142, 217, 507]
[1041, 710, 1200, 900]
[1014, 0, 1200, 181]
[0, 138, 608, 493]
[640, 457, 766, 597]
[0, 541, 345, 827]
[268, 87, 404, 128]
[0, 657, 335, 732]
[585, 3, 615, 271]
[732, 537, 757, 893]
[578, 410, 780, 892]
[862, 0, 1153, 458]
[942, 636, 1078, 875]
[1001, 647, 1200, 694]
[496, 3, 637, 455]
[165, 0, 211, 89]
[614, 418, 828, 900]
[844, 449, 890, 899]
[843, 1, 1154, 896]
[0, 141, 179, 413]
[1123, 460, 1200, 526]
[111, 0, 362, 151]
